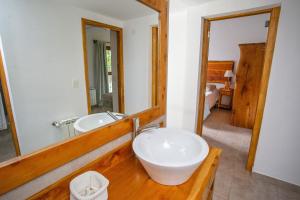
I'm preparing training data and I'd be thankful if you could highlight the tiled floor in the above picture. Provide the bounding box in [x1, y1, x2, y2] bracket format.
[0, 128, 16, 162]
[203, 109, 300, 200]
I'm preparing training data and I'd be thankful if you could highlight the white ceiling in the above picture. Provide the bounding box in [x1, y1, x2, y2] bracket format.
[57, 0, 157, 21]
[170, 0, 217, 12]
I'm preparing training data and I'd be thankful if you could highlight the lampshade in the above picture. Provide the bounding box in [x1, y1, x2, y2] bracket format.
[224, 70, 234, 78]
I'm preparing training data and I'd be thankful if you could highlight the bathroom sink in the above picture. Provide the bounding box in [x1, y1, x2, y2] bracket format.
[73, 112, 122, 133]
[132, 128, 209, 185]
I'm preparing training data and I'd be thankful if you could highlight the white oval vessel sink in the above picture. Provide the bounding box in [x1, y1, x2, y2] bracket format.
[132, 128, 209, 185]
[74, 112, 122, 133]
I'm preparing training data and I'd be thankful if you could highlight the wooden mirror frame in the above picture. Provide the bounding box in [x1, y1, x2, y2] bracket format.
[0, 0, 168, 195]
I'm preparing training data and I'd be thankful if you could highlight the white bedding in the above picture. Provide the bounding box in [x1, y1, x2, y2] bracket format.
[203, 85, 219, 120]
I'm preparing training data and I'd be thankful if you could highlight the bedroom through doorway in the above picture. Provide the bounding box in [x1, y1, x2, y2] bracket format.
[196, 7, 280, 171]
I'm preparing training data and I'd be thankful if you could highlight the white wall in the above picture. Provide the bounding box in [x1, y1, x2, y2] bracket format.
[0, 0, 123, 154]
[167, 0, 300, 186]
[209, 14, 269, 85]
[86, 27, 111, 88]
[253, 0, 300, 186]
[123, 14, 158, 115]
[167, 10, 188, 128]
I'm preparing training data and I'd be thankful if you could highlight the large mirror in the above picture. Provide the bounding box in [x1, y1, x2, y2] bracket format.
[0, 0, 159, 162]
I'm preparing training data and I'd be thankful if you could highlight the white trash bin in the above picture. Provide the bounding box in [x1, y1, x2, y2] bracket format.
[70, 171, 109, 200]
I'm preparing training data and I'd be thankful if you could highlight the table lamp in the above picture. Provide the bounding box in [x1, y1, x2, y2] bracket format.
[224, 70, 233, 90]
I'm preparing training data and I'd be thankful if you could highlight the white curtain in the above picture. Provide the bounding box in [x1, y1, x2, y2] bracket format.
[93, 40, 109, 106]
[0, 90, 7, 130]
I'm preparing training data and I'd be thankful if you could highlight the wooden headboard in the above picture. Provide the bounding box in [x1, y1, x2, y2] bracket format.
[207, 61, 234, 83]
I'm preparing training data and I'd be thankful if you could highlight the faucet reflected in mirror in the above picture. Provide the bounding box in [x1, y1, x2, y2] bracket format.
[52, 111, 128, 136]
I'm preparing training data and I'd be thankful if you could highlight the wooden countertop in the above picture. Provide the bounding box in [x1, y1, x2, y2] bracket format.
[30, 142, 221, 200]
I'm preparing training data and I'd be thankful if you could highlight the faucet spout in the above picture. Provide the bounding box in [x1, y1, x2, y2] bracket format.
[106, 111, 119, 121]
[132, 118, 160, 139]
[139, 124, 160, 133]
[106, 111, 128, 121]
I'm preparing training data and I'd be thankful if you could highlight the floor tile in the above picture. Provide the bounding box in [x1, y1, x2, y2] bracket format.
[203, 109, 300, 200]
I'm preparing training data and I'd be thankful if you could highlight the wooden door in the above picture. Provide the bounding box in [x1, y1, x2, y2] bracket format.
[232, 43, 265, 129]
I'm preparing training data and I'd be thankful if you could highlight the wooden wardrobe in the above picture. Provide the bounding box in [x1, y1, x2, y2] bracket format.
[232, 43, 265, 129]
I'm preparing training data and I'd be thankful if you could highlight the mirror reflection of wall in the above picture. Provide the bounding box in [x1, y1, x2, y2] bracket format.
[0, 0, 158, 161]
[123, 14, 159, 115]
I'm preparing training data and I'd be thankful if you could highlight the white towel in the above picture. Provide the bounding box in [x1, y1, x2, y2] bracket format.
[0, 90, 7, 131]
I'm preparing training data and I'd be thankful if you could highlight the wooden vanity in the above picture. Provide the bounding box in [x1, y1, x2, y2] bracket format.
[30, 142, 221, 200]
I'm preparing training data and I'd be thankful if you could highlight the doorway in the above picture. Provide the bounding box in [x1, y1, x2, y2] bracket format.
[81, 18, 124, 114]
[0, 50, 20, 161]
[196, 7, 280, 171]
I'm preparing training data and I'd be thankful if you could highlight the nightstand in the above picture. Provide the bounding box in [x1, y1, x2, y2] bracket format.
[218, 88, 234, 109]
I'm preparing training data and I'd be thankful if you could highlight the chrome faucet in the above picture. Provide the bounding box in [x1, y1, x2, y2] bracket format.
[106, 111, 119, 121]
[106, 111, 128, 121]
[132, 118, 160, 139]
[114, 113, 128, 119]
[52, 116, 79, 128]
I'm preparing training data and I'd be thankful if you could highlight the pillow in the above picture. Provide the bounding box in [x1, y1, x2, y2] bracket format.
[206, 84, 216, 92]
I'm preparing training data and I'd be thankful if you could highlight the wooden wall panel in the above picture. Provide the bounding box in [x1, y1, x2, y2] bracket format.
[207, 61, 234, 84]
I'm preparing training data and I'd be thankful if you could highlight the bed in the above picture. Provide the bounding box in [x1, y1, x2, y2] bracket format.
[203, 84, 219, 120]
[203, 61, 234, 120]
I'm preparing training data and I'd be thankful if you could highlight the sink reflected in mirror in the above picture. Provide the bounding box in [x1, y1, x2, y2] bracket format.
[132, 128, 209, 185]
[73, 112, 125, 133]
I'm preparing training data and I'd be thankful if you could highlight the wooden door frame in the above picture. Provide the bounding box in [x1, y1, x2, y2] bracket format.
[81, 18, 125, 114]
[196, 7, 281, 171]
[151, 26, 159, 107]
[0, 50, 21, 156]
